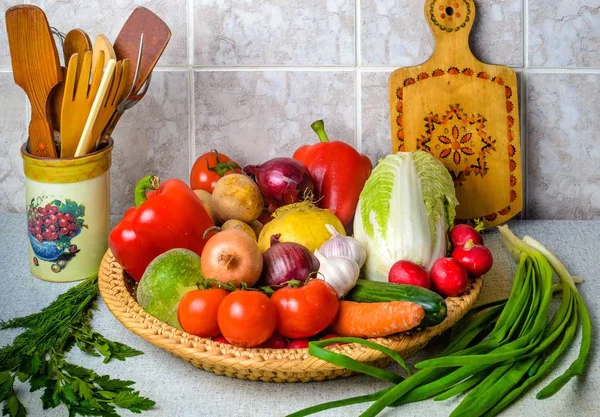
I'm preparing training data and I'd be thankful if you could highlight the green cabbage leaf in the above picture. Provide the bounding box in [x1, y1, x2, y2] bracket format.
[353, 151, 458, 281]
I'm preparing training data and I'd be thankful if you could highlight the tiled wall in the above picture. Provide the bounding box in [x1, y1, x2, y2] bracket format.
[1, 0, 599, 219]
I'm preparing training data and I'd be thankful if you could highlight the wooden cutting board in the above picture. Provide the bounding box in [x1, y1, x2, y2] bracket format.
[388, 0, 522, 228]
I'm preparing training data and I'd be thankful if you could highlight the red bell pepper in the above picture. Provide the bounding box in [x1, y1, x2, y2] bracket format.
[293, 120, 372, 234]
[109, 175, 214, 281]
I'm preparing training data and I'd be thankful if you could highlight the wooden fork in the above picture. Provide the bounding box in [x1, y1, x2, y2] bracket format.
[60, 50, 104, 158]
[91, 59, 130, 149]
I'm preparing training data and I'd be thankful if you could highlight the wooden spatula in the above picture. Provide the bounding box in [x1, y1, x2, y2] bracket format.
[60, 51, 104, 158]
[113, 7, 171, 95]
[90, 59, 130, 148]
[388, 0, 522, 228]
[5, 5, 62, 158]
[92, 34, 116, 70]
[50, 29, 92, 136]
[75, 58, 117, 157]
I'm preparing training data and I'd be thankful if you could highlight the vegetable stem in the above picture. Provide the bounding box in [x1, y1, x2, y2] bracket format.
[310, 120, 330, 143]
[134, 175, 160, 207]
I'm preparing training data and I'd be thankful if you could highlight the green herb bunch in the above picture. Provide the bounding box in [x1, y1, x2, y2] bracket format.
[0, 276, 154, 417]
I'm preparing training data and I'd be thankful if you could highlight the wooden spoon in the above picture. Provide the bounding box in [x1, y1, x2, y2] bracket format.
[75, 58, 117, 157]
[64, 29, 92, 73]
[60, 51, 104, 158]
[92, 34, 116, 70]
[5, 5, 62, 158]
[49, 29, 91, 136]
[113, 7, 171, 95]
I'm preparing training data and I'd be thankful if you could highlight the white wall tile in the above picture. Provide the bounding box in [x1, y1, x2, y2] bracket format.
[194, 71, 356, 166]
[529, 0, 600, 68]
[194, 0, 355, 66]
[361, 0, 523, 67]
[110, 71, 190, 214]
[0, 72, 27, 212]
[360, 71, 391, 165]
[1, 0, 24, 67]
[527, 73, 600, 219]
[30, 0, 187, 66]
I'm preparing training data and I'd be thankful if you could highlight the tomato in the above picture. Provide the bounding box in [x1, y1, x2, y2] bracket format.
[271, 280, 339, 339]
[217, 291, 277, 347]
[190, 150, 242, 193]
[177, 289, 229, 337]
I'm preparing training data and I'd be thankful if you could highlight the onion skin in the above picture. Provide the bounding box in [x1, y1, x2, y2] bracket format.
[200, 229, 263, 287]
[260, 234, 320, 286]
[244, 157, 315, 213]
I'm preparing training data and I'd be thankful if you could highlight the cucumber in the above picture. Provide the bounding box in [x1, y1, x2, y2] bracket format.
[345, 280, 447, 327]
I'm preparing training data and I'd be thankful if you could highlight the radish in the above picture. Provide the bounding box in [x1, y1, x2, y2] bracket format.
[451, 240, 493, 277]
[449, 224, 483, 248]
[430, 258, 469, 297]
[388, 260, 430, 289]
[286, 339, 310, 349]
[212, 335, 230, 345]
[320, 333, 344, 348]
[259, 334, 287, 349]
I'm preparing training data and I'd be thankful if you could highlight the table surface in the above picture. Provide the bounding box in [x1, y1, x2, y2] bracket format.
[0, 214, 598, 417]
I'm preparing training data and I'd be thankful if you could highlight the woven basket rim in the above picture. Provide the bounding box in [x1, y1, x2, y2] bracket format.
[98, 249, 483, 379]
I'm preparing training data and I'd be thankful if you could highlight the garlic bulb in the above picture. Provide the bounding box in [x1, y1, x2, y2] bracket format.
[319, 224, 367, 268]
[314, 250, 360, 298]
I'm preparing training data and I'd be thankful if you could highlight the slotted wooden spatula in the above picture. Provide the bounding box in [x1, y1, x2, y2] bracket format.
[388, 0, 522, 228]
[5, 5, 62, 158]
[91, 59, 130, 148]
[113, 7, 171, 94]
[60, 51, 104, 158]
[50, 29, 92, 135]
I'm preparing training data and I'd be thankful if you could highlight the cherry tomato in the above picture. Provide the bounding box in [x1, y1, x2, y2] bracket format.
[177, 288, 229, 337]
[271, 280, 339, 339]
[217, 291, 277, 347]
[190, 150, 242, 193]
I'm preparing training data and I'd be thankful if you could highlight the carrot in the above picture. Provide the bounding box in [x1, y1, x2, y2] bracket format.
[331, 301, 425, 338]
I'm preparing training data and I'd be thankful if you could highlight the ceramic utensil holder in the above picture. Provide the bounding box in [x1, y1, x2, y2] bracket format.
[21, 139, 112, 282]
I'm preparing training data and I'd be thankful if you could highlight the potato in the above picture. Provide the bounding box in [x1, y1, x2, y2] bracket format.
[221, 219, 257, 241]
[211, 174, 264, 223]
[193, 189, 217, 223]
[249, 220, 263, 238]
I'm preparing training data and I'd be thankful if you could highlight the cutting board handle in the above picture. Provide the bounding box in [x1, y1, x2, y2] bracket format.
[424, 0, 475, 55]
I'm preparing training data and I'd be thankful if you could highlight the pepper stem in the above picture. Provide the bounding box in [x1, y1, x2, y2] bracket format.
[311, 120, 330, 143]
[134, 175, 160, 208]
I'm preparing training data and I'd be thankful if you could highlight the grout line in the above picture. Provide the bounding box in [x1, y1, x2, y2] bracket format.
[355, 70, 362, 152]
[355, 0, 361, 150]
[188, 69, 196, 170]
[520, 70, 528, 220]
[522, 0, 528, 219]
[523, 0, 528, 68]
[187, 0, 195, 173]
[149, 65, 600, 73]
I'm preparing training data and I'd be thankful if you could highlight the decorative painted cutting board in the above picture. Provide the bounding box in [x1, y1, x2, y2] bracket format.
[389, 0, 522, 228]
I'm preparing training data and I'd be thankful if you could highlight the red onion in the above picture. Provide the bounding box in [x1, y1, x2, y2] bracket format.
[260, 235, 320, 286]
[244, 157, 315, 213]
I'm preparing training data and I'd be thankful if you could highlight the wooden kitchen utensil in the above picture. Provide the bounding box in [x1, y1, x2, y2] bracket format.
[90, 59, 130, 148]
[113, 7, 171, 94]
[49, 66, 66, 134]
[5, 5, 62, 158]
[92, 34, 116, 70]
[75, 58, 117, 157]
[63, 29, 92, 71]
[60, 51, 104, 158]
[388, 0, 522, 228]
[50, 30, 92, 136]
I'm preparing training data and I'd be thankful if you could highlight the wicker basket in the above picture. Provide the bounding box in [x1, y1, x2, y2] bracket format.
[98, 249, 483, 383]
